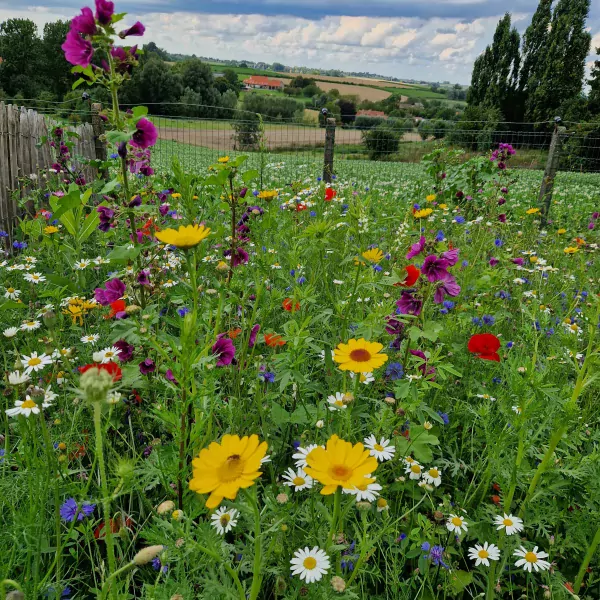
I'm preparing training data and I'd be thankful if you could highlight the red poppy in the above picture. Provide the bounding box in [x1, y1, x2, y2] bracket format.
[106, 299, 126, 319]
[282, 298, 300, 312]
[130, 389, 143, 404]
[490, 494, 501, 505]
[467, 333, 501, 362]
[94, 515, 134, 539]
[228, 328, 242, 339]
[324, 188, 337, 202]
[394, 265, 421, 288]
[79, 362, 123, 382]
[140, 217, 156, 237]
[296, 203, 307, 212]
[265, 333, 286, 347]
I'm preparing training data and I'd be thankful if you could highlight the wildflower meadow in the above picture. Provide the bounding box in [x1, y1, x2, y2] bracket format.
[1, 2, 600, 600]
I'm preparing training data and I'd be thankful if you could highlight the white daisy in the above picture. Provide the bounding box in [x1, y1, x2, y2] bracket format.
[349, 371, 375, 385]
[93, 256, 111, 265]
[20, 320, 41, 331]
[6, 395, 52, 418]
[292, 444, 321, 469]
[405, 462, 423, 480]
[74, 259, 91, 270]
[468, 542, 500, 567]
[7, 371, 30, 386]
[4, 287, 21, 300]
[290, 547, 330, 583]
[494, 513, 524, 536]
[343, 475, 382, 502]
[210, 507, 239, 535]
[446, 514, 469, 535]
[43, 386, 58, 403]
[3, 327, 19, 338]
[93, 346, 120, 364]
[106, 391, 122, 405]
[24, 256, 37, 264]
[333, 279, 344, 285]
[422, 466, 443, 487]
[282, 467, 313, 491]
[80, 334, 100, 345]
[21, 352, 52, 375]
[512, 406, 522, 414]
[363, 435, 395, 462]
[513, 546, 551, 573]
[162, 279, 178, 288]
[327, 392, 347, 411]
[376, 497, 389, 512]
[24, 272, 46, 284]
[476, 394, 496, 401]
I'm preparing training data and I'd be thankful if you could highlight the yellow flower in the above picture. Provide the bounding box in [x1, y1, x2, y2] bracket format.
[171, 192, 182, 199]
[218, 156, 230, 163]
[438, 203, 448, 210]
[189, 434, 268, 509]
[557, 228, 566, 234]
[333, 338, 388, 373]
[414, 208, 433, 219]
[564, 247, 579, 254]
[361, 248, 384, 264]
[216, 261, 229, 272]
[304, 434, 378, 495]
[526, 208, 540, 215]
[44, 225, 59, 235]
[155, 224, 211, 250]
[529, 256, 538, 263]
[426, 194, 436, 202]
[258, 190, 278, 201]
[62, 304, 84, 326]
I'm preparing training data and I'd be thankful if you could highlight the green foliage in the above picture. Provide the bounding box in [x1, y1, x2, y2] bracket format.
[362, 124, 400, 159]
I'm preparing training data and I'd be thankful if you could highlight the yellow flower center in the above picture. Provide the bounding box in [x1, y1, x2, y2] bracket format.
[374, 443, 384, 451]
[105, 352, 114, 358]
[21, 399, 36, 409]
[524, 552, 538, 564]
[218, 454, 244, 482]
[303, 557, 317, 570]
[25, 321, 35, 327]
[349, 349, 372, 362]
[451, 517, 463, 527]
[429, 469, 439, 478]
[377, 498, 387, 508]
[32, 275, 39, 280]
[28, 357, 42, 367]
[292, 476, 305, 486]
[478, 549, 489, 559]
[334, 400, 344, 407]
[503, 518, 513, 527]
[7, 288, 14, 293]
[410, 464, 421, 474]
[405, 456, 415, 464]
[219, 514, 231, 526]
[356, 482, 368, 491]
[330, 464, 351, 480]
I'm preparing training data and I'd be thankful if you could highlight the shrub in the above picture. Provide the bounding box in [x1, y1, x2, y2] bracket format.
[362, 124, 400, 160]
[354, 115, 386, 130]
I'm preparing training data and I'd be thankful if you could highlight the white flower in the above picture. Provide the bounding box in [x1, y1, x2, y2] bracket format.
[494, 513, 524, 536]
[74, 259, 91, 270]
[343, 475, 382, 502]
[292, 444, 321, 469]
[4, 287, 21, 300]
[422, 466, 442, 487]
[21, 352, 52, 374]
[423, 421, 433, 430]
[446, 514, 468, 535]
[476, 394, 496, 401]
[20, 320, 41, 331]
[210, 507, 239, 535]
[24, 272, 46, 284]
[513, 546, 551, 573]
[24, 256, 37, 264]
[333, 279, 344, 285]
[6, 395, 51, 418]
[282, 467, 313, 491]
[290, 547, 330, 583]
[80, 334, 100, 345]
[512, 406, 522, 414]
[327, 392, 347, 411]
[315, 419, 324, 429]
[43, 386, 58, 403]
[468, 542, 500, 567]
[349, 371, 375, 385]
[8, 371, 30, 386]
[364, 435, 395, 462]
[106, 391, 122, 405]
[3, 327, 19, 338]
[93, 256, 111, 265]
[93, 346, 120, 364]
[405, 462, 423, 480]
[162, 279, 178, 288]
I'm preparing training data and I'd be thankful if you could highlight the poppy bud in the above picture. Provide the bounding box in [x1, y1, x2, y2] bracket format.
[133, 545, 164, 566]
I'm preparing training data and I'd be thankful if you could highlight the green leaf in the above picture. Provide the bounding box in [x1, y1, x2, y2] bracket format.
[108, 244, 143, 263]
[203, 170, 229, 187]
[50, 188, 81, 220]
[0, 300, 27, 310]
[99, 179, 121, 195]
[130, 106, 149, 120]
[449, 570, 473, 594]
[421, 321, 443, 342]
[77, 209, 100, 244]
[395, 427, 439, 463]
[106, 130, 132, 145]
[229, 155, 248, 168]
[408, 326, 422, 342]
[242, 169, 259, 184]
[71, 78, 86, 90]
[46, 274, 80, 294]
[271, 403, 290, 427]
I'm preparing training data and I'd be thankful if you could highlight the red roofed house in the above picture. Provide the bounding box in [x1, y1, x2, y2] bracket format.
[243, 75, 285, 90]
[357, 110, 387, 119]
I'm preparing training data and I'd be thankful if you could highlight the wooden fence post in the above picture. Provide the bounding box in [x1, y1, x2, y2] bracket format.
[539, 121, 567, 227]
[323, 117, 336, 183]
[91, 102, 108, 179]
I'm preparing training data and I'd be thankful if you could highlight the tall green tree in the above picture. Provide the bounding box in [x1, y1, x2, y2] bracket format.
[41, 20, 72, 99]
[588, 47, 600, 116]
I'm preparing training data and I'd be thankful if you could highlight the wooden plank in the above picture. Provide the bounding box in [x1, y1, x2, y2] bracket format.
[6, 105, 19, 224]
[0, 102, 8, 233]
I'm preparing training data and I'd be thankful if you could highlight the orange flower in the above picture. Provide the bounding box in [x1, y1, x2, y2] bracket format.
[140, 217, 156, 237]
[106, 299, 126, 319]
[575, 237, 586, 246]
[228, 328, 242, 339]
[265, 333, 286, 347]
[283, 298, 300, 312]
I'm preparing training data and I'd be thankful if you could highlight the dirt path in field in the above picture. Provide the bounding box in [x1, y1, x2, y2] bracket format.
[158, 127, 422, 150]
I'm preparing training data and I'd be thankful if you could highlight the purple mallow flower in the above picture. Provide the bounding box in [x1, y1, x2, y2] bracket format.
[396, 292, 422, 316]
[62, 29, 93, 67]
[406, 236, 425, 260]
[212, 337, 235, 367]
[95, 278, 125, 306]
[422, 255, 452, 283]
[119, 21, 145, 38]
[95, 0, 114, 25]
[130, 118, 158, 149]
[139, 358, 156, 375]
[115, 339, 134, 362]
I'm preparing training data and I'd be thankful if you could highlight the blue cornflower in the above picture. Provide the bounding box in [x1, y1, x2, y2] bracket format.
[292, 440, 301, 449]
[546, 328, 554, 336]
[59, 498, 95, 522]
[482, 315, 495, 326]
[534, 320, 541, 331]
[13, 241, 27, 250]
[506, 341, 514, 348]
[421, 542, 431, 553]
[373, 264, 383, 272]
[413, 203, 421, 210]
[397, 533, 407, 542]
[461, 260, 468, 267]
[494, 238, 503, 247]
[442, 301, 455, 310]
[252, 190, 259, 197]
[472, 317, 482, 326]
[496, 290, 511, 300]
[297, 276, 306, 284]
[435, 230, 445, 242]
[439, 308, 448, 315]
[290, 269, 295, 276]
[454, 216, 465, 224]
[260, 372, 275, 383]
[152, 558, 168, 573]
[177, 307, 191, 317]
[492, 377, 502, 384]
[310, 211, 317, 217]
[341, 204, 348, 211]
[0, 449, 5, 463]
[428, 545, 449, 569]
[109, 152, 119, 159]
[437, 411, 449, 425]
[386, 362, 404, 381]
[0, 230, 8, 238]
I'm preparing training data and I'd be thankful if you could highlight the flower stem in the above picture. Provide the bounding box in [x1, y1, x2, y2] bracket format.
[574, 526, 600, 594]
[247, 487, 263, 600]
[327, 487, 342, 552]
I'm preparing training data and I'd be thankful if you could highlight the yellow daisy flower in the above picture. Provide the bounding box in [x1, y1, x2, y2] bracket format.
[218, 156, 230, 163]
[333, 338, 388, 373]
[155, 224, 211, 250]
[557, 228, 566, 234]
[563, 247, 579, 254]
[257, 190, 278, 201]
[44, 225, 59, 235]
[189, 434, 268, 509]
[526, 208, 540, 215]
[413, 208, 433, 219]
[304, 434, 378, 495]
[426, 194, 436, 202]
[171, 192, 182, 199]
[361, 248, 384, 263]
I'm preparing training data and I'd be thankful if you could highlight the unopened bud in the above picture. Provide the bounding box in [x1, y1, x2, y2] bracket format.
[79, 367, 114, 403]
[125, 304, 141, 314]
[42, 310, 57, 328]
[157, 500, 175, 514]
[331, 576, 346, 593]
[133, 545, 164, 566]
[356, 501, 372, 511]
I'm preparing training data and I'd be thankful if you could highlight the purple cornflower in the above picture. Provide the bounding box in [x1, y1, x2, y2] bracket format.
[60, 498, 95, 522]
[482, 314, 495, 326]
[139, 358, 156, 375]
[259, 372, 275, 383]
[212, 337, 235, 367]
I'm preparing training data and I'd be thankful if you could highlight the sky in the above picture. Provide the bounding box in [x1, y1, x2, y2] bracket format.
[1, 0, 599, 84]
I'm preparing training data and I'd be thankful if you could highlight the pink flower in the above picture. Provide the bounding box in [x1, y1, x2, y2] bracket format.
[406, 236, 425, 260]
[62, 29, 93, 67]
[119, 21, 145, 38]
[212, 337, 235, 367]
[71, 7, 97, 35]
[441, 248, 459, 267]
[489, 257, 499, 267]
[433, 277, 461, 304]
[512, 257, 524, 266]
[95, 0, 114, 25]
[130, 118, 158, 149]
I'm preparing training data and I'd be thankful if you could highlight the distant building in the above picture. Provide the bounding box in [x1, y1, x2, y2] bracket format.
[243, 76, 284, 90]
[357, 110, 387, 119]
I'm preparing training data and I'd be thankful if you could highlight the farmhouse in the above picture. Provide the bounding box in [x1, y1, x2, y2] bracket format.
[357, 109, 387, 119]
[243, 76, 285, 90]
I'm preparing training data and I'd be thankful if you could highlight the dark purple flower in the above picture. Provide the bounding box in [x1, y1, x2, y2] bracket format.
[60, 498, 95, 522]
[396, 292, 422, 316]
[117, 141, 128, 159]
[239, 187, 248, 198]
[498, 213, 506, 223]
[71, 7, 97, 35]
[433, 277, 461, 304]
[95, 0, 114, 25]
[119, 21, 145, 38]
[592, 212, 599, 220]
[95, 278, 125, 306]
[498, 197, 506, 206]
[130, 118, 158, 149]
[248, 324, 260, 348]
[114, 339, 134, 362]
[139, 358, 156, 375]
[137, 270, 151, 286]
[385, 317, 404, 336]
[212, 337, 235, 367]
[421, 255, 452, 283]
[110, 46, 127, 62]
[159, 203, 170, 216]
[410, 349, 436, 379]
[406, 236, 425, 260]
[489, 257, 499, 267]
[128, 195, 142, 208]
[165, 369, 179, 385]
[62, 29, 93, 67]
[512, 257, 524, 266]
[224, 247, 249, 267]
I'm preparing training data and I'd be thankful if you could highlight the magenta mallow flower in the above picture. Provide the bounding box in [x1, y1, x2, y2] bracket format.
[62, 29, 93, 67]
[248, 324, 260, 348]
[421, 255, 452, 283]
[71, 7, 97, 35]
[139, 358, 156, 375]
[119, 21, 145, 38]
[441, 248, 459, 267]
[489, 257, 499, 267]
[406, 236, 425, 260]
[512, 257, 524, 266]
[95, 0, 114, 25]
[114, 339, 134, 362]
[95, 278, 125, 306]
[433, 278, 461, 304]
[385, 317, 404, 336]
[130, 118, 158, 149]
[396, 292, 422, 316]
[224, 247, 249, 267]
[498, 213, 506, 223]
[212, 337, 235, 367]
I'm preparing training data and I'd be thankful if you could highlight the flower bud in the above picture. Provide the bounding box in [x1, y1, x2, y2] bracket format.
[315, 420, 324, 429]
[157, 500, 175, 515]
[356, 501, 372, 511]
[42, 310, 57, 329]
[125, 304, 141, 314]
[79, 367, 114, 404]
[133, 545, 164, 566]
[331, 576, 346, 593]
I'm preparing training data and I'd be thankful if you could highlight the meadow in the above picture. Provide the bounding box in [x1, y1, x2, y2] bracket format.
[1, 3, 600, 600]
